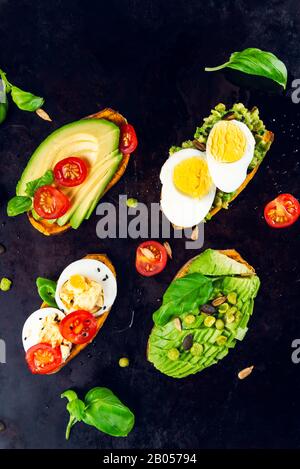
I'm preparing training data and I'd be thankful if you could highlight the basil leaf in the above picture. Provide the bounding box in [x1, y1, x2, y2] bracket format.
[83, 387, 135, 437]
[205, 48, 287, 89]
[36, 277, 57, 308]
[61, 391, 85, 440]
[153, 273, 213, 326]
[25, 169, 54, 197]
[11, 85, 44, 111]
[7, 195, 32, 216]
[62, 387, 135, 440]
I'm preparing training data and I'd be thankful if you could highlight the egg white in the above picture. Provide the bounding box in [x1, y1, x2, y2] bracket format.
[55, 259, 117, 317]
[206, 120, 255, 193]
[22, 307, 66, 352]
[160, 148, 216, 227]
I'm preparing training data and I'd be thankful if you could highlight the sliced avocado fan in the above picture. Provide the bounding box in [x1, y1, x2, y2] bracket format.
[148, 249, 260, 379]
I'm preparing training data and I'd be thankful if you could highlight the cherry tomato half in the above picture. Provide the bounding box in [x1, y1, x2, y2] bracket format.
[59, 310, 98, 345]
[135, 241, 168, 277]
[25, 343, 62, 374]
[33, 185, 70, 219]
[119, 124, 138, 154]
[54, 157, 88, 187]
[264, 193, 300, 228]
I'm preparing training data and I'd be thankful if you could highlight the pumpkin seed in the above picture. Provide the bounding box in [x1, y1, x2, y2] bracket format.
[201, 304, 217, 315]
[222, 111, 236, 121]
[0, 421, 6, 432]
[0, 244, 5, 255]
[212, 296, 227, 307]
[140, 247, 155, 260]
[163, 241, 172, 259]
[191, 225, 199, 241]
[173, 317, 182, 332]
[182, 334, 193, 351]
[193, 139, 206, 152]
[36, 108, 52, 121]
[238, 365, 254, 380]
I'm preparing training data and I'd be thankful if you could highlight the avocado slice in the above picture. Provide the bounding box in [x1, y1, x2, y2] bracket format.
[70, 152, 122, 229]
[16, 118, 121, 228]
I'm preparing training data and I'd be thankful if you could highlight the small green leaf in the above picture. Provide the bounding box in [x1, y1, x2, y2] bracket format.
[7, 195, 32, 216]
[67, 399, 85, 422]
[205, 48, 287, 89]
[153, 273, 213, 326]
[25, 169, 54, 197]
[36, 277, 57, 307]
[11, 85, 44, 111]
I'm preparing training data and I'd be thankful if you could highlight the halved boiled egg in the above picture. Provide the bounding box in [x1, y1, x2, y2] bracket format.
[206, 120, 255, 193]
[160, 148, 216, 228]
[22, 307, 72, 362]
[55, 259, 117, 317]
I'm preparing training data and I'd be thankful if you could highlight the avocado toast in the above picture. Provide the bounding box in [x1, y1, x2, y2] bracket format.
[147, 249, 260, 378]
[12, 108, 131, 235]
[164, 102, 274, 226]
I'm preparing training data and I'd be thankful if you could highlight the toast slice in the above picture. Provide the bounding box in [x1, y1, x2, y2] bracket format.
[146, 249, 255, 358]
[28, 108, 130, 236]
[40, 253, 116, 374]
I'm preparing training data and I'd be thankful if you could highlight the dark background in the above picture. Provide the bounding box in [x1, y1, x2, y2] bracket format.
[0, 0, 300, 450]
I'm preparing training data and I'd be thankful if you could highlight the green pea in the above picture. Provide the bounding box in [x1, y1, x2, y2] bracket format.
[215, 319, 225, 330]
[126, 198, 138, 208]
[218, 302, 229, 314]
[167, 348, 180, 361]
[0, 277, 12, 291]
[184, 314, 196, 326]
[119, 357, 129, 368]
[204, 315, 216, 327]
[190, 343, 203, 357]
[227, 292, 237, 305]
[216, 335, 227, 346]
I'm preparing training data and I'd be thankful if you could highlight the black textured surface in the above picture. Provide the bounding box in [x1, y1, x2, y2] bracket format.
[0, 0, 300, 449]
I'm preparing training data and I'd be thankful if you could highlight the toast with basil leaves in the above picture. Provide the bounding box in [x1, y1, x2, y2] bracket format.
[147, 249, 260, 378]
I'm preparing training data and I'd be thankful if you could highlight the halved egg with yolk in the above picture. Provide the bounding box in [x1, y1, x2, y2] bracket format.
[160, 148, 216, 228]
[206, 119, 255, 193]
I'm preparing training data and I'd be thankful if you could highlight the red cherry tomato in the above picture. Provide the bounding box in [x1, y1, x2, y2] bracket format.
[54, 157, 88, 187]
[59, 310, 98, 344]
[119, 124, 138, 154]
[33, 185, 70, 219]
[25, 343, 62, 374]
[264, 193, 300, 228]
[135, 241, 168, 277]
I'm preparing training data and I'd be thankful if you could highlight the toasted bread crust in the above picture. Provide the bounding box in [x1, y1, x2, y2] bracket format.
[40, 253, 116, 374]
[28, 108, 130, 236]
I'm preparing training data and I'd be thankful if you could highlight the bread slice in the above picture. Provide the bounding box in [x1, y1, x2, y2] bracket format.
[40, 253, 116, 374]
[146, 249, 254, 358]
[28, 108, 130, 236]
[208, 130, 274, 220]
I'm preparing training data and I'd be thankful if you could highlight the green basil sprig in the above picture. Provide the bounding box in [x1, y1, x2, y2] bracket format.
[0, 68, 45, 122]
[61, 387, 135, 440]
[7, 195, 32, 216]
[205, 48, 287, 89]
[153, 273, 213, 326]
[25, 170, 54, 197]
[7, 169, 54, 217]
[36, 277, 58, 308]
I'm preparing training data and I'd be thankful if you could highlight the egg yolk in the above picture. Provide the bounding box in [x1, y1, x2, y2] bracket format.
[208, 121, 246, 163]
[173, 157, 213, 198]
[69, 274, 86, 291]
